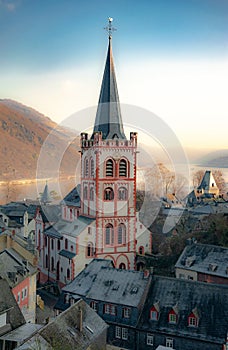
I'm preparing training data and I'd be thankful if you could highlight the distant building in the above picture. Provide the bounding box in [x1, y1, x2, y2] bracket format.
[175, 243, 228, 285]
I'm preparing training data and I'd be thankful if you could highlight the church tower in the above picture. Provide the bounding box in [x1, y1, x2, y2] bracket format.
[80, 18, 138, 269]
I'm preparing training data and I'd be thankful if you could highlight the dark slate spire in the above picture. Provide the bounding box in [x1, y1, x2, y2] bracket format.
[92, 18, 126, 140]
[40, 182, 52, 204]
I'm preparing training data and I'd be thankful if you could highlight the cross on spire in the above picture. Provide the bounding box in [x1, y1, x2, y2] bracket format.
[104, 17, 116, 39]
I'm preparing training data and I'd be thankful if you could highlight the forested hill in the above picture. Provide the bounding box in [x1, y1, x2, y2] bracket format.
[0, 99, 80, 181]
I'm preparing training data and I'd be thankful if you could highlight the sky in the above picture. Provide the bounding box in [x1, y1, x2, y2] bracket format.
[0, 0, 228, 152]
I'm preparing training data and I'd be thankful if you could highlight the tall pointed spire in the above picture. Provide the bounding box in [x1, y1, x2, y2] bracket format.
[92, 18, 126, 140]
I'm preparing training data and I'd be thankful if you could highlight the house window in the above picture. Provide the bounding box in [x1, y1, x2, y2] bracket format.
[44, 235, 47, 247]
[118, 187, 127, 200]
[115, 326, 121, 339]
[85, 158, 89, 177]
[90, 301, 98, 312]
[17, 292, 20, 303]
[67, 268, 70, 280]
[57, 239, 61, 250]
[104, 187, 114, 200]
[51, 239, 54, 250]
[117, 224, 126, 245]
[51, 257, 54, 271]
[146, 334, 154, 346]
[22, 289, 24, 300]
[88, 227, 91, 234]
[150, 309, 158, 321]
[123, 307, 131, 318]
[188, 316, 198, 327]
[119, 159, 127, 177]
[65, 239, 68, 250]
[24, 287, 27, 298]
[122, 327, 128, 340]
[169, 313, 177, 324]
[106, 159, 114, 177]
[90, 159, 94, 177]
[87, 242, 94, 257]
[166, 338, 174, 348]
[104, 304, 116, 315]
[90, 187, 94, 200]
[83, 186, 88, 200]
[105, 224, 114, 245]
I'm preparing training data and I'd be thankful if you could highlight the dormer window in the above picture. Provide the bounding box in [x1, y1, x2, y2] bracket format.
[150, 304, 159, 321]
[168, 307, 178, 324]
[188, 308, 199, 327]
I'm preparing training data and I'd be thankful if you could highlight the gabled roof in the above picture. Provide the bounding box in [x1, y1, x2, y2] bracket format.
[62, 185, 81, 207]
[44, 216, 95, 239]
[0, 278, 25, 334]
[197, 170, 218, 191]
[139, 275, 228, 343]
[92, 35, 126, 140]
[175, 243, 228, 278]
[17, 299, 107, 350]
[61, 259, 151, 308]
[0, 248, 37, 287]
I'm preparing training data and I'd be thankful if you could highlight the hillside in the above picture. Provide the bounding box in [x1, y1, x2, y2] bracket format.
[0, 99, 80, 181]
[196, 149, 228, 168]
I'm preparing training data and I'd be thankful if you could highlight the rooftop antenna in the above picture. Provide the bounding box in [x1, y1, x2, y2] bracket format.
[104, 17, 117, 39]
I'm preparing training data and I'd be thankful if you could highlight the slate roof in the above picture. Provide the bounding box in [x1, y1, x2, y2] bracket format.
[59, 250, 76, 259]
[0, 324, 42, 342]
[61, 259, 150, 307]
[175, 243, 228, 278]
[92, 35, 126, 140]
[17, 300, 107, 350]
[44, 216, 95, 239]
[0, 248, 37, 287]
[197, 170, 218, 191]
[62, 185, 81, 207]
[39, 205, 60, 223]
[139, 275, 228, 343]
[0, 278, 25, 335]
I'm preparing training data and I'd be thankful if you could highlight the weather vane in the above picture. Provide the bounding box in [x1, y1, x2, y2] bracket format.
[104, 17, 116, 38]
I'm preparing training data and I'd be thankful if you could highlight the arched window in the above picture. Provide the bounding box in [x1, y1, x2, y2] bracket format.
[51, 257, 54, 271]
[90, 158, 94, 177]
[139, 246, 144, 255]
[51, 239, 54, 250]
[104, 187, 114, 200]
[87, 242, 94, 257]
[119, 263, 126, 270]
[90, 187, 94, 201]
[118, 224, 126, 245]
[105, 224, 114, 245]
[106, 159, 114, 177]
[65, 239, 68, 250]
[57, 240, 61, 250]
[85, 158, 89, 177]
[118, 187, 127, 200]
[84, 186, 88, 199]
[119, 159, 127, 177]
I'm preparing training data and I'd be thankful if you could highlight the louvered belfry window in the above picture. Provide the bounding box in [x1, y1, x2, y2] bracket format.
[106, 159, 114, 177]
[119, 159, 127, 177]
